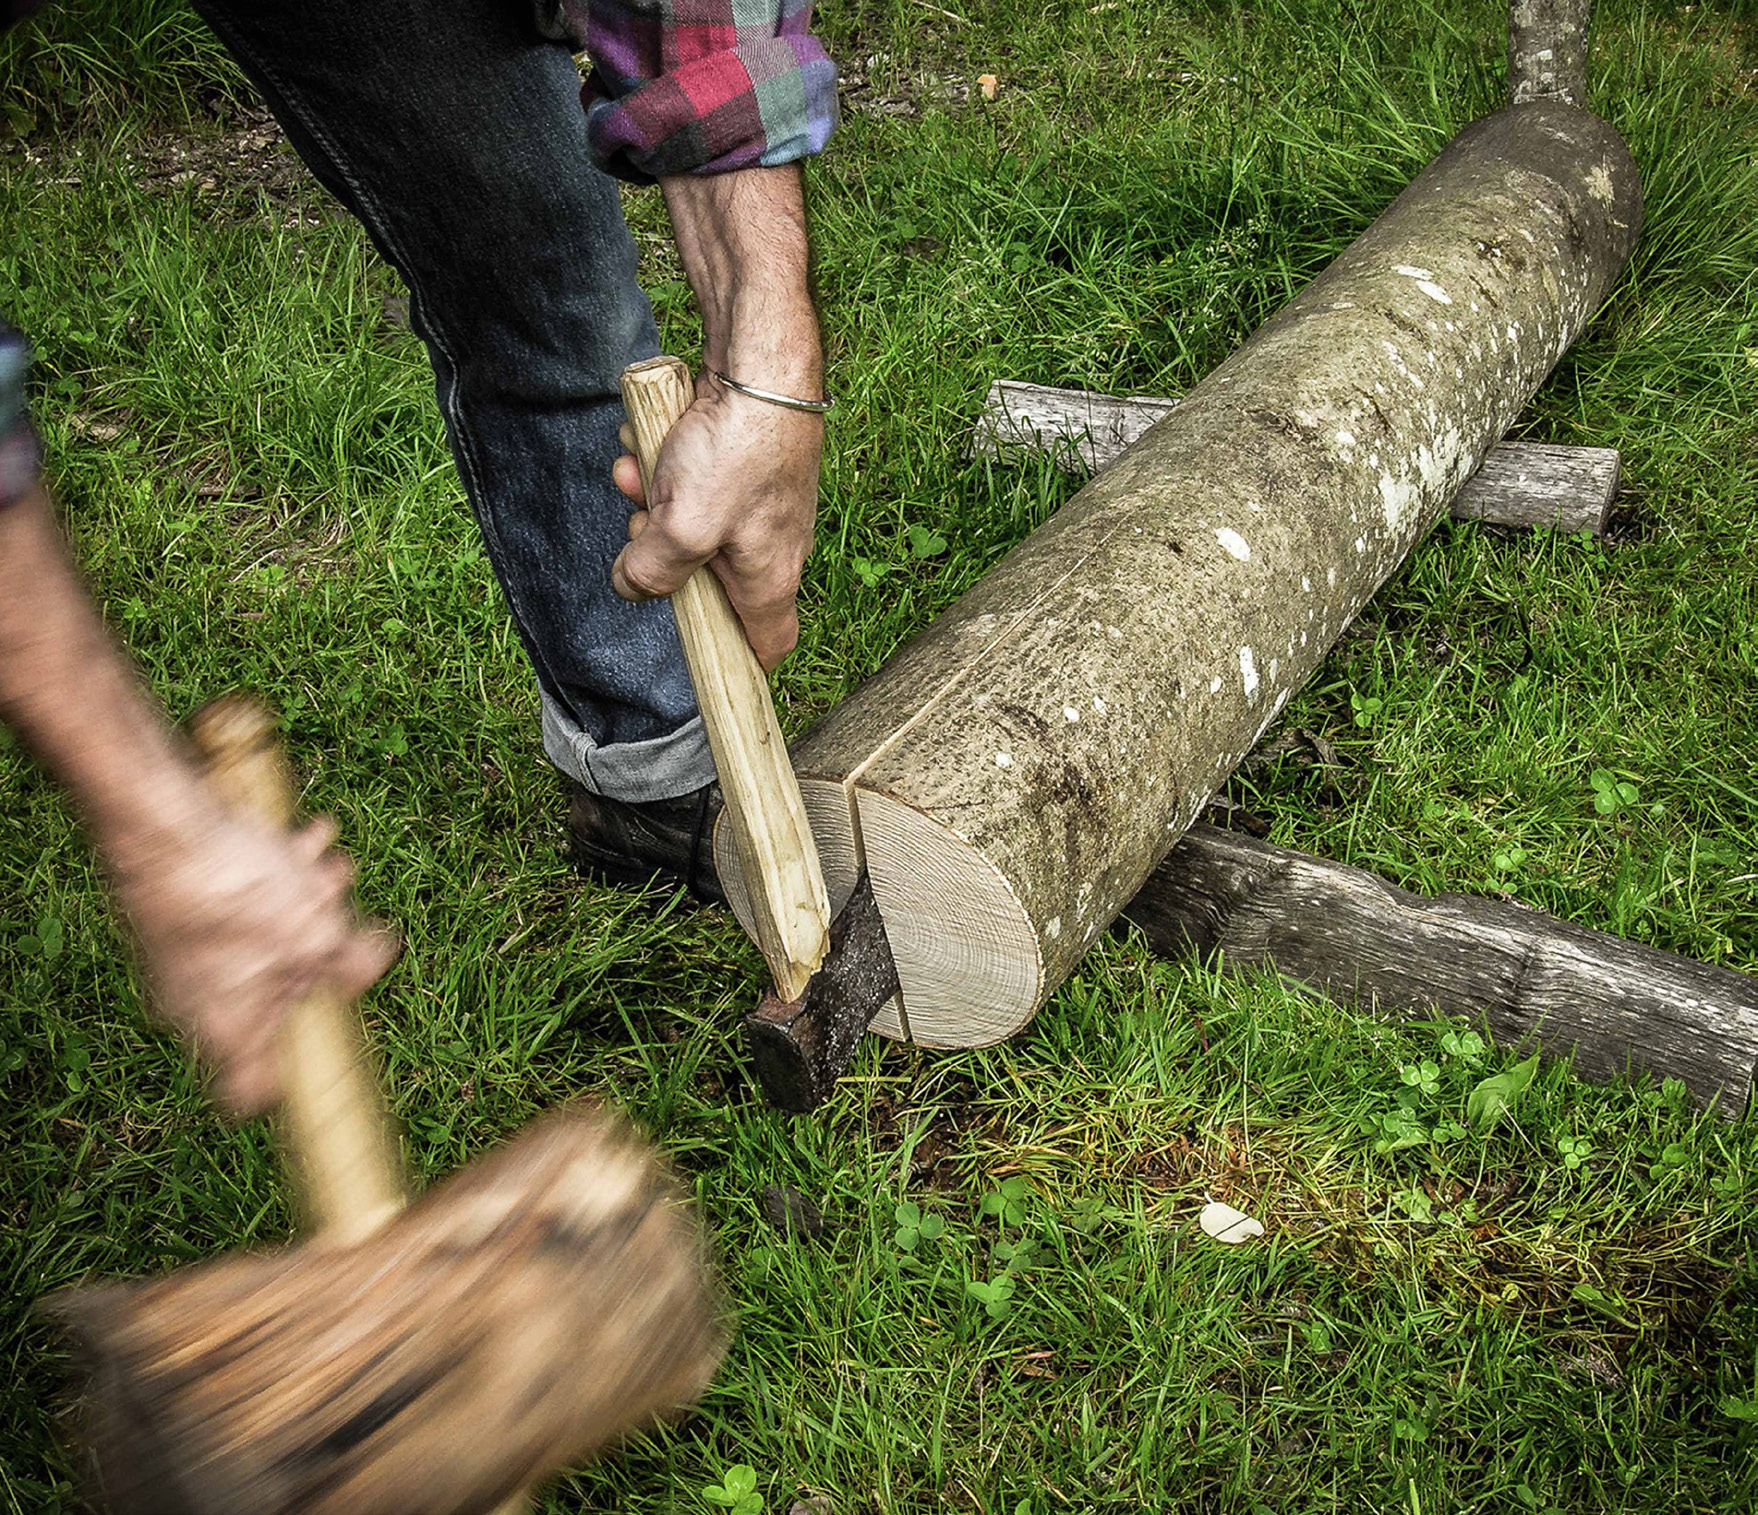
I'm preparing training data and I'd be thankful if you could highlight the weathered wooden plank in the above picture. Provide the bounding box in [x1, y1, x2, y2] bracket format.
[1448, 440, 1619, 529]
[1124, 823, 1758, 1117]
[971, 380, 1620, 534]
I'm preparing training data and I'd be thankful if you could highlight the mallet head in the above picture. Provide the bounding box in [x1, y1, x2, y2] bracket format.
[49, 1105, 724, 1515]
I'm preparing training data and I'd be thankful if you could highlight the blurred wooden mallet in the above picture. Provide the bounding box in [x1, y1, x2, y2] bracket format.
[48, 697, 724, 1515]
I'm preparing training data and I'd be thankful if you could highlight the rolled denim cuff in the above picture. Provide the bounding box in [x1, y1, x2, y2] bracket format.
[0, 422, 40, 509]
[0, 327, 37, 508]
[541, 688, 715, 802]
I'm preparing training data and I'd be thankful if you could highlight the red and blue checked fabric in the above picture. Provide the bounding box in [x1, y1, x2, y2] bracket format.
[538, 0, 838, 181]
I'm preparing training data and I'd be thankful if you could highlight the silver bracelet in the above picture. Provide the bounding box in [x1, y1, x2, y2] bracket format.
[711, 369, 834, 414]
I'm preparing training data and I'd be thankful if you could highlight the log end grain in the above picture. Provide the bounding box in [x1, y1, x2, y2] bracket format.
[855, 787, 1042, 1047]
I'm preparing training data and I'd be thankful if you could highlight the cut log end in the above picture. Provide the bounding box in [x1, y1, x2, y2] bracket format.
[855, 787, 1042, 1048]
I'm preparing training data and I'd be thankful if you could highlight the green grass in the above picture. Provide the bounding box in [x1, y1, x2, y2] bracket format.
[4, 0, 1758, 1511]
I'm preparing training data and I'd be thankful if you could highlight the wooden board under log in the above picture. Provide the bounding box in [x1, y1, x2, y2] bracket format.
[1124, 823, 1758, 1118]
[970, 380, 1622, 535]
[718, 101, 1643, 1060]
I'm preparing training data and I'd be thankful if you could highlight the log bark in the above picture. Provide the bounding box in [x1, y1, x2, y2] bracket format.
[1509, 0, 1593, 107]
[972, 380, 1621, 534]
[719, 102, 1642, 1054]
[1125, 824, 1758, 1117]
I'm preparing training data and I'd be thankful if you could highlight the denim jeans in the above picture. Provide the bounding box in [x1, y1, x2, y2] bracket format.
[193, 0, 712, 802]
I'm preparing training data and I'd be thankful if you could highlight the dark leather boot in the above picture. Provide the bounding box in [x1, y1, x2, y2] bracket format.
[566, 781, 724, 903]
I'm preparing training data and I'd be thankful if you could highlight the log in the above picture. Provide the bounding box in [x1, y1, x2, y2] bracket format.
[1510, 0, 1593, 107]
[971, 380, 1621, 534]
[718, 101, 1642, 1059]
[1125, 824, 1758, 1117]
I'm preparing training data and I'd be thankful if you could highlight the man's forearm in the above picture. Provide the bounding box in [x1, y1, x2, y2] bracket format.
[610, 165, 828, 666]
[660, 166, 824, 395]
[0, 484, 212, 871]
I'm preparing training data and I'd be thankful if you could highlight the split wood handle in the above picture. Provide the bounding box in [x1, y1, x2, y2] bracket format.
[619, 356, 831, 1001]
[184, 697, 405, 1245]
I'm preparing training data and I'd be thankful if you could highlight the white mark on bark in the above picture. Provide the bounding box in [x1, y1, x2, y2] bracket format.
[994, 751, 1013, 768]
[1240, 645, 1259, 698]
[1209, 676, 1223, 694]
[1378, 473, 1416, 531]
[1063, 705, 1081, 723]
[1214, 527, 1251, 561]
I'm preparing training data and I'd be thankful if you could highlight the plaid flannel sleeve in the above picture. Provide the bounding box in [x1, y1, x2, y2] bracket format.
[536, 0, 838, 182]
[0, 323, 40, 510]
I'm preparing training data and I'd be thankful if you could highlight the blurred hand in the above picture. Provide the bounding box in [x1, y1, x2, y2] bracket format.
[610, 378, 822, 671]
[111, 806, 396, 1115]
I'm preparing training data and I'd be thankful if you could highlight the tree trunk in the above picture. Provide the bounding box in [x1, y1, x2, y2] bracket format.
[719, 101, 1642, 1052]
[1125, 824, 1758, 1116]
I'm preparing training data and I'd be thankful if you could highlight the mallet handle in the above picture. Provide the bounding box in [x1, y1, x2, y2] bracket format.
[185, 697, 405, 1244]
[619, 356, 831, 1001]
